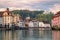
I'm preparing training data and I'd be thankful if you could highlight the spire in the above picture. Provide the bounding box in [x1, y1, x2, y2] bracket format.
[6, 8, 10, 15]
[6, 8, 9, 12]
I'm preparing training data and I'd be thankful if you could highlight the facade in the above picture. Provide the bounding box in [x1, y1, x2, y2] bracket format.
[2, 8, 13, 27]
[39, 21, 50, 27]
[0, 8, 21, 28]
[33, 21, 39, 27]
[0, 17, 2, 25]
[0, 12, 3, 27]
[39, 22, 44, 27]
[28, 21, 34, 27]
[32, 19, 39, 27]
[52, 11, 60, 29]
[13, 14, 20, 25]
[25, 17, 31, 27]
[44, 24, 50, 27]
[17, 21, 25, 27]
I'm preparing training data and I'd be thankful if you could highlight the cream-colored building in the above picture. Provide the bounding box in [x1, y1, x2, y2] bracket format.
[2, 8, 21, 28]
[39, 22, 44, 27]
[2, 8, 13, 27]
[13, 14, 21, 26]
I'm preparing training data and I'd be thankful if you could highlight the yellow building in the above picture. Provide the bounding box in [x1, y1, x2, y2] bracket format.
[13, 14, 21, 25]
[13, 14, 21, 26]
[2, 8, 21, 28]
[2, 8, 13, 27]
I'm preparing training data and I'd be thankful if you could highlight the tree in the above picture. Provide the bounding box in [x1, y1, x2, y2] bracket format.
[37, 12, 54, 23]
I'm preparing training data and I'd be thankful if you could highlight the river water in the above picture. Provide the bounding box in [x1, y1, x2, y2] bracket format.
[0, 29, 60, 40]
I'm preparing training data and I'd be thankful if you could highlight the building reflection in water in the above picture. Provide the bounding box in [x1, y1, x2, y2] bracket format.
[0, 30, 52, 40]
[2, 31, 12, 40]
[0, 31, 3, 40]
[52, 31, 60, 40]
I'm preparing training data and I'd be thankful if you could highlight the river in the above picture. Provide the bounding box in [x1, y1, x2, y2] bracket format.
[0, 29, 60, 40]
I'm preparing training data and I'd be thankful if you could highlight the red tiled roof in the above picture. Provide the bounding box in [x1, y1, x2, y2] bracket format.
[52, 11, 60, 19]
[0, 12, 4, 17]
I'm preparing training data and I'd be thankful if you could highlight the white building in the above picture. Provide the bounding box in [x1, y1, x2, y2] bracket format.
[44, 24, 50, 27]
[0, 13, 3, 26]
[0, 17, 2, 25]
[39, 22, 44, 27]
[3, 8, 13, 27]
[33, 21, 39, 27]
[16, 21, 25, 27]
[28, 21, 34, 27]
[26, 17, 30, 20]
[39, 22, 50, 27]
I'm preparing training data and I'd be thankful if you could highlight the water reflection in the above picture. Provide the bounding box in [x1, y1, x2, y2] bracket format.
[52, 31, 60, 40]
[0, 30, 60, 40]
[0, 31, 3, 40]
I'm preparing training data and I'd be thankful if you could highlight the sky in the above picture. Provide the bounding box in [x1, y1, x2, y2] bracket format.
[0, 0, 60, 14]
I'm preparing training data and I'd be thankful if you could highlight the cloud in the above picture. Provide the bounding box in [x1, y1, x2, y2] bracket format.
[49, 4, 60, 14]
[0, 8, 6, 11]
[0, 0, 49, 11]
[0, 0, 47, 5]
[0, 0, 60, 11]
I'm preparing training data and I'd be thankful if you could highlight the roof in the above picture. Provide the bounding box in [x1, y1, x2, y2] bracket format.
[43, 21, 50, 24]
[52, 11, 60, 19]
[2, 8, 13, 16]
[0, 12, 4, 17]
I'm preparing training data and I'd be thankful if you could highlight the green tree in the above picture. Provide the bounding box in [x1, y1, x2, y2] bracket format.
[37, 12, 54, 23]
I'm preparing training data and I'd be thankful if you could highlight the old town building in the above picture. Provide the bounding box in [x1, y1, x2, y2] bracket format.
[2, 8, 13, 28]
[0, 8, 21, 28]
[52, 11, 60, 29]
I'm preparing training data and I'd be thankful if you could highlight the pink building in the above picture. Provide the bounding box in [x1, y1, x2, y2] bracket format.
[52, 11, 60, 29]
